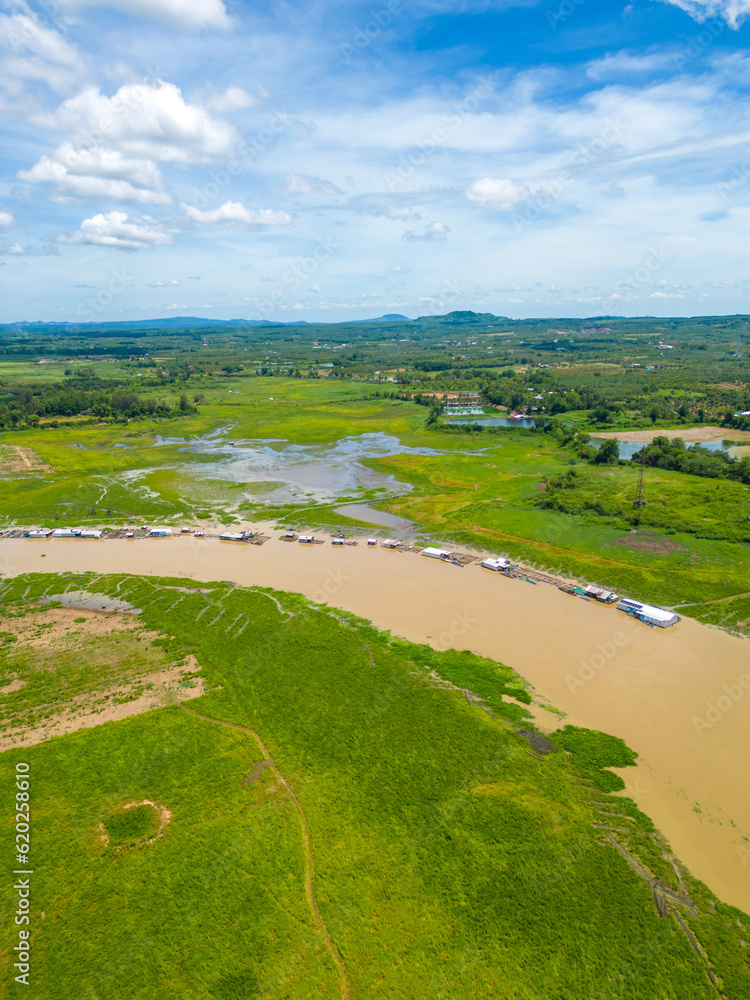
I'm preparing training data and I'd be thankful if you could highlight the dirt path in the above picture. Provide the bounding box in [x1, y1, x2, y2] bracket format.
[180, 706, 351, 1000]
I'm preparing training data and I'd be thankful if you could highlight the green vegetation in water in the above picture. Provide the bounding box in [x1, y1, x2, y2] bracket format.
[0, 571, 747, 999]
[552, 725, 638, 792]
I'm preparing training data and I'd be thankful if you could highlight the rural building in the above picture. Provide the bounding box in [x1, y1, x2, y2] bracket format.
[616, 598, 680, 628]
[149, 527, 173, 537]
[481, 556, 510, 571]
[422, 547, 452, 560]
[53, 528, 81, 537]
[79, 529, 103, 539]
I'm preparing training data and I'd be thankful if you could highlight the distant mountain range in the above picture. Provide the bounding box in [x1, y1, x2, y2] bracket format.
[0, 313, 416, 332]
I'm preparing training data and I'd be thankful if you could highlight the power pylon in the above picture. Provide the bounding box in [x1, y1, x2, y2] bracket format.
[633, 448, 646, 509]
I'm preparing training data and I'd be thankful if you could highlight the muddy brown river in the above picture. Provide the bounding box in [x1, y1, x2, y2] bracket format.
[2, 533, 749, 913]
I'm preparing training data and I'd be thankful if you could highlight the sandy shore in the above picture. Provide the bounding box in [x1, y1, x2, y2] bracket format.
[594, 425, 750, 444]
[2, 532, 749, 913]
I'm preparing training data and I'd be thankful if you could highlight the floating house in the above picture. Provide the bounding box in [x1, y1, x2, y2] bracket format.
[367, 538, 378, 546]
[283, 531, 297, 540]
[219, 532, 246, 542]
[180, 528, 193, 534]
[27, 529, 53, 538]
[149, 527, 173, 537]
[584, 585, 619, 604]
[53, 528, 81, 538]
[422, 547, 452, 560]
[332, 538, 345, 545]
[381, 539, 401, 549]
[79, 529, 103, 539]
[616, 598, 680, 628]
[298, 535, 315, 543]
[481, 556, 510, 572]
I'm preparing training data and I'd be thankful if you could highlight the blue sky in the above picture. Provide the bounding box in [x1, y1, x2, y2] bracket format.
[2, 0, 750, 322]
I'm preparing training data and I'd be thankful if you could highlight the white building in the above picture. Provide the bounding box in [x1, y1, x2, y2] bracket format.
[481, 556, 510, 571]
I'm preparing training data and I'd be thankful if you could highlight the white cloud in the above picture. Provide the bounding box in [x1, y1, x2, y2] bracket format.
[465, 177, 529, 211]
[34, 82, 237, 164]
[0, 9, 84, 103]
[148, 279, 180, 286]
[60, 211, 173, 250]
[182, 200, 293, 227]
[19, 144, 170, 203]
[0, 211, 14, 228]
[199, 87, 258, 113]
[70, 0, 230, 30]
[659, 0, 750, 27]
[402, 221, 450, 242]
[367, 205, 421, 221]
[273, 173, 342, 196]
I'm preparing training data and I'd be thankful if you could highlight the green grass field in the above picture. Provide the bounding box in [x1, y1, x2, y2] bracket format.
[1, 572, 748, 999]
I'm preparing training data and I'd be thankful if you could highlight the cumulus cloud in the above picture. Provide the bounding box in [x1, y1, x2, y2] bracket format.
[0, 210, 15, 228]
[34, 82, 237, 164]
[60, 211, 173, 250]
[70, 0, 231, 30]
[402, 221, 450, 242]
[148, 279, 180, 286]
[182, 200, 293, 227]
[21, 81, 237, 204]
[273, 173, 342, 196]
[465, 177, 529, 211]
[19, 144, 170, 204]
[659, 0, 750, 27]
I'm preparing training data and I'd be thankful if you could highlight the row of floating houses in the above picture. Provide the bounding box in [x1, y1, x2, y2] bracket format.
[5, 525, 680, 629]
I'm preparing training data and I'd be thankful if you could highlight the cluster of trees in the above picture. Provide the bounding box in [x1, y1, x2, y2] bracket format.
[633, 436, 750, 484]
[0, 384, 196, 428]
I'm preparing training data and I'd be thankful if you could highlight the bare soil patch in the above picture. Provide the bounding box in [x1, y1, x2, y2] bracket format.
[595, 425, 750, 444]
[0, 606, 142, 647]
[615, 532, 687, 555]
[0, 445, 52, 475]
[0, 658, 205, 751]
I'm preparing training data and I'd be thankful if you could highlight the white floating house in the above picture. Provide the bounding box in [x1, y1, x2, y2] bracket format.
[298, 535, 315, 543]
[422, 547, 452, 560]
[27, 528, 53, 538]
[149, 527, 173, 537]
[367, 538, 378, 546]
[381, 539, 401, 549]
[219, 532, 246, 542]
[481, 556, 510, 572]
[584, 585, 619, 604]
[79, 529, 103, 539]
[616, 598, 680, 628]
[332, 538, 345, 545]
[53, 528, 81, 538]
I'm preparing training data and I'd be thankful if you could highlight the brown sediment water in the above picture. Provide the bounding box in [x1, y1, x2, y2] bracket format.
[2, 533, 749, 913]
